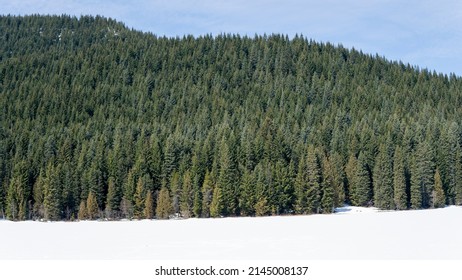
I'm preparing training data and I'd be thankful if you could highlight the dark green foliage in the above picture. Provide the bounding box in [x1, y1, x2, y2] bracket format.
[200, 171, 214, 218]
[6, 160, 30, 220]
[217, 139, 238, 216]
[86, 191, 99, 220]
[144, 191, 155, 219]
[433, 169, 445, 208]
[373, 146, 395, 210]
[295, 146, 321, 214]
[156, 187, 172, 219]
[43, 163, 61, 221]
[1, 15, 462, 220]
[210, 186, 223, 218]
[133, 177, 146, 219]
[410, 142, 435, 209]
[393, 146, 408, 210]
[354, 153, 372, 207]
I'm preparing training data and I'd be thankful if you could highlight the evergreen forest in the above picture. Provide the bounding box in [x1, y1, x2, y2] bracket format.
[1, 15, 462, 221]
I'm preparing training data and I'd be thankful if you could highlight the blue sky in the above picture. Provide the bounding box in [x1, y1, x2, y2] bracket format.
[2, 0, 461, 75]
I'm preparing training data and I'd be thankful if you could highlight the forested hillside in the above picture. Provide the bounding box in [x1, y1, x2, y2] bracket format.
[1, 15, 462, 221]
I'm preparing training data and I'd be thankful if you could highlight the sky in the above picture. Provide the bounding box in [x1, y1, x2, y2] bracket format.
[1, 0, 461, 76]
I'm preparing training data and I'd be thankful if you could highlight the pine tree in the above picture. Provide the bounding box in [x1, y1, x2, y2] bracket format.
[323, 152, 345, 208]
[255, 197, 270, 216]
[169, 171, 181, 214]
[210, 185, 223, 218]
[411, 142, 435, 209]
[439, 122, 459, 204]
[43, 163, 61, 221]
[254, 163, 270, 216]
[217, 139, 237, 216]
[295, 152, 308, 214]
[6, 160, 29, 220]
[345, 154, 358, 205]
[133, 177, 146, 219]
[33, 169, 46, 219]
[180, 171, 193, 218]
[373, 146, 395, 209]
[305, 146, 321, 213]
[105, 176, 121, 218]
[433, 168, 445, 208]
[86, 191, 99, 220]
[78, 200, 87, 220]
[156, 187, 172, 219]
[201, 171, 214, 218]
[455, 149, 462, 205]
[354, 152, 372, 206]
[239, 168, 256, 216]
[144, 191, 154, 219]
[393, 146, 407, 210]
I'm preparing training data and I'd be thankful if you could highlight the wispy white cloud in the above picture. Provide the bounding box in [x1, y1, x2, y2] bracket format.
[1, 0, 461, 75]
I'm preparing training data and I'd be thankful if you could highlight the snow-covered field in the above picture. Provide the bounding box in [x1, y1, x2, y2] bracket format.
[1, 206, 461, 260]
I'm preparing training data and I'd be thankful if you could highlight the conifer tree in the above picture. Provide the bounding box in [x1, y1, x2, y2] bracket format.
[354, 152, 372, 206]
[201, 171, 214, 218]
[433, 168, 445, 208]
[105, 176, 121, 218]
[210, 185, 223, 218]
[439, 122, 459, 204]
[295, 152, 308, 214]
[86, 191, 99, 220]
[156, 187, 172, 219]
[169, 171, 181, 214]
[78, 200, 87, 220]
[455, 149, 462, 205]
[305, 146, 321, 213]
[217, 139, 237, 216]
[180, 171, 193, 218]
[323, 153, 345, 208]
[6, 160, 29, 220]
[393, 146, 407, 210]
[345, 154, 358, 205]
[411, 141, 435, 209]
[239, 168, 256, 216]
[43, 163, 61, 221]
[255, 197, 270, 216]
[133, 177, 146, 219]
[33, 169, 46, 219]
[193, 187, 202, 218]
[144, 191, 154, 219]
[373, 146, 395, 209]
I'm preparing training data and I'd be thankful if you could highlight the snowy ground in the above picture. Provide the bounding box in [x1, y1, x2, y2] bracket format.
[1, 206, 461, 260]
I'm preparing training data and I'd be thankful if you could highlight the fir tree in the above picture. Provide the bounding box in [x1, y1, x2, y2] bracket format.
[180, 171, 193, 218]
[133, 177, 146, 219]
[210, 185, 223, 218]
[201, 171, 214, 218]
[43, 163, 61, 221]
[354, 152, 372, 207]
[393, 146, 407, 210]
[305, 146, 321, 213]
[144, 191, 155, 219]
[345, 154, 358, 205]
[239, 168, 256, 216]
[433, 168, 445, 208]
[156, 187, 172, 219]
[373, 146, 395, 210]
[105, 176, 121, 218]
[86, 191, 99, 220]
[78, 200, 87, 220]
[217, 139, 237, 216]
[411, 141, 435, 209]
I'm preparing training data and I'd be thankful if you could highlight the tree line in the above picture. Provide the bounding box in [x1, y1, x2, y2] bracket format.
[1, 15, 462, 221]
